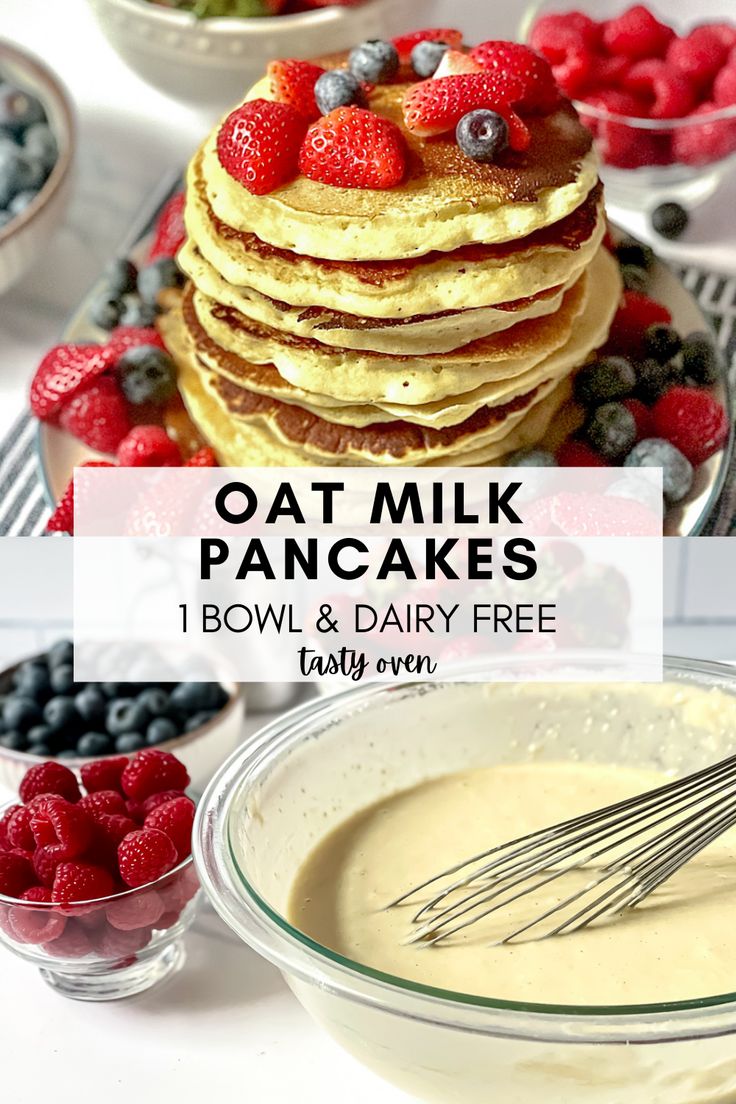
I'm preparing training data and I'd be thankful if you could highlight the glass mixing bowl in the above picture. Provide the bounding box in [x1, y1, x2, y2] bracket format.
[195, 657, 736, 1104]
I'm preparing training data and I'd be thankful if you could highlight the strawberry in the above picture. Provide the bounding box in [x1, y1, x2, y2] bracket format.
[30, 344, 116, 422]
[393, 28, 464, 63]
[403, 74, 530, 149]
[468, 42, 560, 112]
[433, 50, 482, 79]
[216, 99, 308, 195]
[185, 446, 218, 467]
[116, 425, 182, 467]
[58, 376, 131, 454]
[268, 59, 325, 121]
[299, 107, 407, 189]
[107, 325, 165, 356]
[147, 192, 186, 262]
[47, 460, 115, 536]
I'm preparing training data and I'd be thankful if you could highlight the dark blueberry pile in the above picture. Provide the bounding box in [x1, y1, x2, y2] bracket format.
[0, 640, 229, 759]
[90, 256, 184, 334]
[0, 80, 57, 231]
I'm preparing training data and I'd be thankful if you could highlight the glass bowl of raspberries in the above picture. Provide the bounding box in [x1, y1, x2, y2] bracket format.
[0, 752, 201, 1000]
[523, 3, 736, 219]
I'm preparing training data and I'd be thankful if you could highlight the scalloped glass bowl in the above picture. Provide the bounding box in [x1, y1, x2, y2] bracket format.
[195, 657, 736, 1104]
[0, 805, 201, 1000]
[521, 1, 736, 210]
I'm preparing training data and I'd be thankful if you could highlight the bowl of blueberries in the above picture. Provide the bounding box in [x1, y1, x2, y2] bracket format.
[0, 640, 245, 797]
[0, 40, 75, 296]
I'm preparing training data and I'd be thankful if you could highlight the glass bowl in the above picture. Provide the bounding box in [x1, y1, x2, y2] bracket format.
[520, 1, 736, 211]
[195, 657, 736, 1104]
[0, 803, 201, 1001]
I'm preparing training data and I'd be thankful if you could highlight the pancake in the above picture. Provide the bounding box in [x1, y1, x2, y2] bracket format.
[200, 67, 598, 261]
[178, 240, 585, 356]
[186, 157, 605, 318]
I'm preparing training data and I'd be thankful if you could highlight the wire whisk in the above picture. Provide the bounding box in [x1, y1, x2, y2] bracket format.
[388, 754, 736, 946]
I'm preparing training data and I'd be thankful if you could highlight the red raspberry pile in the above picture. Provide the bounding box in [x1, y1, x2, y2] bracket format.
[531, 6, 736, 167]
[0, 752, 198, 958]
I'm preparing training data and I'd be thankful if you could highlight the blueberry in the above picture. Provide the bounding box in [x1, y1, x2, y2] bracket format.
[456, 109, 509, 163]
[0, 730, 27, 752]
[635, 357, 681, 405]
[574, 356, 636, 406]
[107, 698, 151, 736]
[651, 201, 689, 240]
[0, 211, 11, 231]
[23, 122, 57, 170]
[586, 403, 637, 461]
[681, 331, 721, 385]
[184, 710, 217, 733]
[621, 264, 648, 293]
[74, 687, 107, 725]
[57, 749, 78, 760]
[90, 294, 124, 331]
[625, 438, 693, 503]
[0, 144, 27, 208]
[119, 296, 158, 328]
[8, 188, 38, 216]
[3, 696, 42, 732]
[411, 40, 449, 77]
[76, 732, 113, 757]
[43, 696, 79, 733]
[104, 257, 138, 298]
[115, 732, 145, 753]
[13, 661, 50, 701]
[348, 40, 399, 83]
[137, 258, 184, 306]
[146, 717, 178, 745]
[137, 687, 170, 717]
[101, 682, 135, 698]
[50, 664, 75, 695]
[616, 237, 654, 270]
[314, 69, 365, 115]
[0, 85, 45, 133]
[505, 448, 557, 466]
[643, 324, 682, 364]
[118, 345, 176, 406]
[27, 724, 52, 747]
[48, 640, 73, 669]
[169, 682, 225, 713]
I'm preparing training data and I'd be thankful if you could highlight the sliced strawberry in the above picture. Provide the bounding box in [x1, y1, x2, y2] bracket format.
[58, 376, 131, 454]
[393, 28, 463, 63]
[147, 192, 186, 262]
[107, 326, 166, 357]
[433, 50, 482, 79]
[403, 74, 530, 149]
[299, 107, 407, 189]
[268, 59, 325, 121]
[30, 344, 116, 422]
[468, 42, 560, 112]
[216, 99, 309, 195]
[185, 446, 218, 467]
[46, 462, 115, 536]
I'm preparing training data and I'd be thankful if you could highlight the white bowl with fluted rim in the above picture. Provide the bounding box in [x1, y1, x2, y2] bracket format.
[0, 40, 75, 297]
[85, 0, 438, 112]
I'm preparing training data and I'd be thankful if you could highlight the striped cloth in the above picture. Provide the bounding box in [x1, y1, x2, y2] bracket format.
[3, 263, 736, 537]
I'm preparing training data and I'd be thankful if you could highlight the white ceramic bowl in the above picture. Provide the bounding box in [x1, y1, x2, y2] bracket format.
[0, 41, 75, 296]
[85, 0, 436, 112]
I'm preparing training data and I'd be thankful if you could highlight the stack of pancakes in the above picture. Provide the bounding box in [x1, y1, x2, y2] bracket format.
[160, 56, 623, 466]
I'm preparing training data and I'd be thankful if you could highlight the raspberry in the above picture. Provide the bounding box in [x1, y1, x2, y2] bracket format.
[623, 398, 655, 440]
[33, 844, 66, 888]
[0, 851, 35, 898]
[96, 814, 138, 850]
[19, 761, 81, 805]
[602, 6, 674, 60]
[107, 325, 165, 356]
[217, 99, 308, 195]
[106, 889, 164, 931]
[6, 806, 36, 852]
[185, 446, 218, 467]
[92, 922, 151, 959]
[587, 54, 631, 90]
[118, 828, 178, 888]
[80, 756, 128, 795]
[714, 64, 736, 107]
[673, 102, 736, 167]
[556, 440, 608, 467]
[52, 861, 116, 905]
[30, 343, 116, 422]
[530, 11, 600, 55]
[144, 796, 195, 862]
[667, 27, 728, 88]
[116, 425, 182, 467]
[159, 864, 199, 913]
[125, 799, 146, 823]
[268, 59, 325, 121]
[30, 797, 94, 859]
[711, 24, 736, 50]
[393, 28, 463, 63]
[606, 291, 672, 357]
[651, 387, 729, 466]
[300, 107, 408, 188]
[79, 790, 126, 822]
[624, 59, 695, 119]
[141, 790, 188, 818]
[58, 376, 131, 454]
[468, 42, 560, 112]
[147, 192, 186, 262]
[43, 920, 93, 958]
[9, 887, 66, 944]
[402, 75, 530, 149]
[47, 461, 115, 535]
[595, 118, 668, 169]
[0, 804, 22, 851]
[121, 749, 191, 802]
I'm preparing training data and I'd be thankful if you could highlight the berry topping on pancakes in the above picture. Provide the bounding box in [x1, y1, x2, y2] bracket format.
[393, 28, 464, 64]
[216, 99, 308, 195]
[268, 59, 326, 121]
[299, 106, 407, 189]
